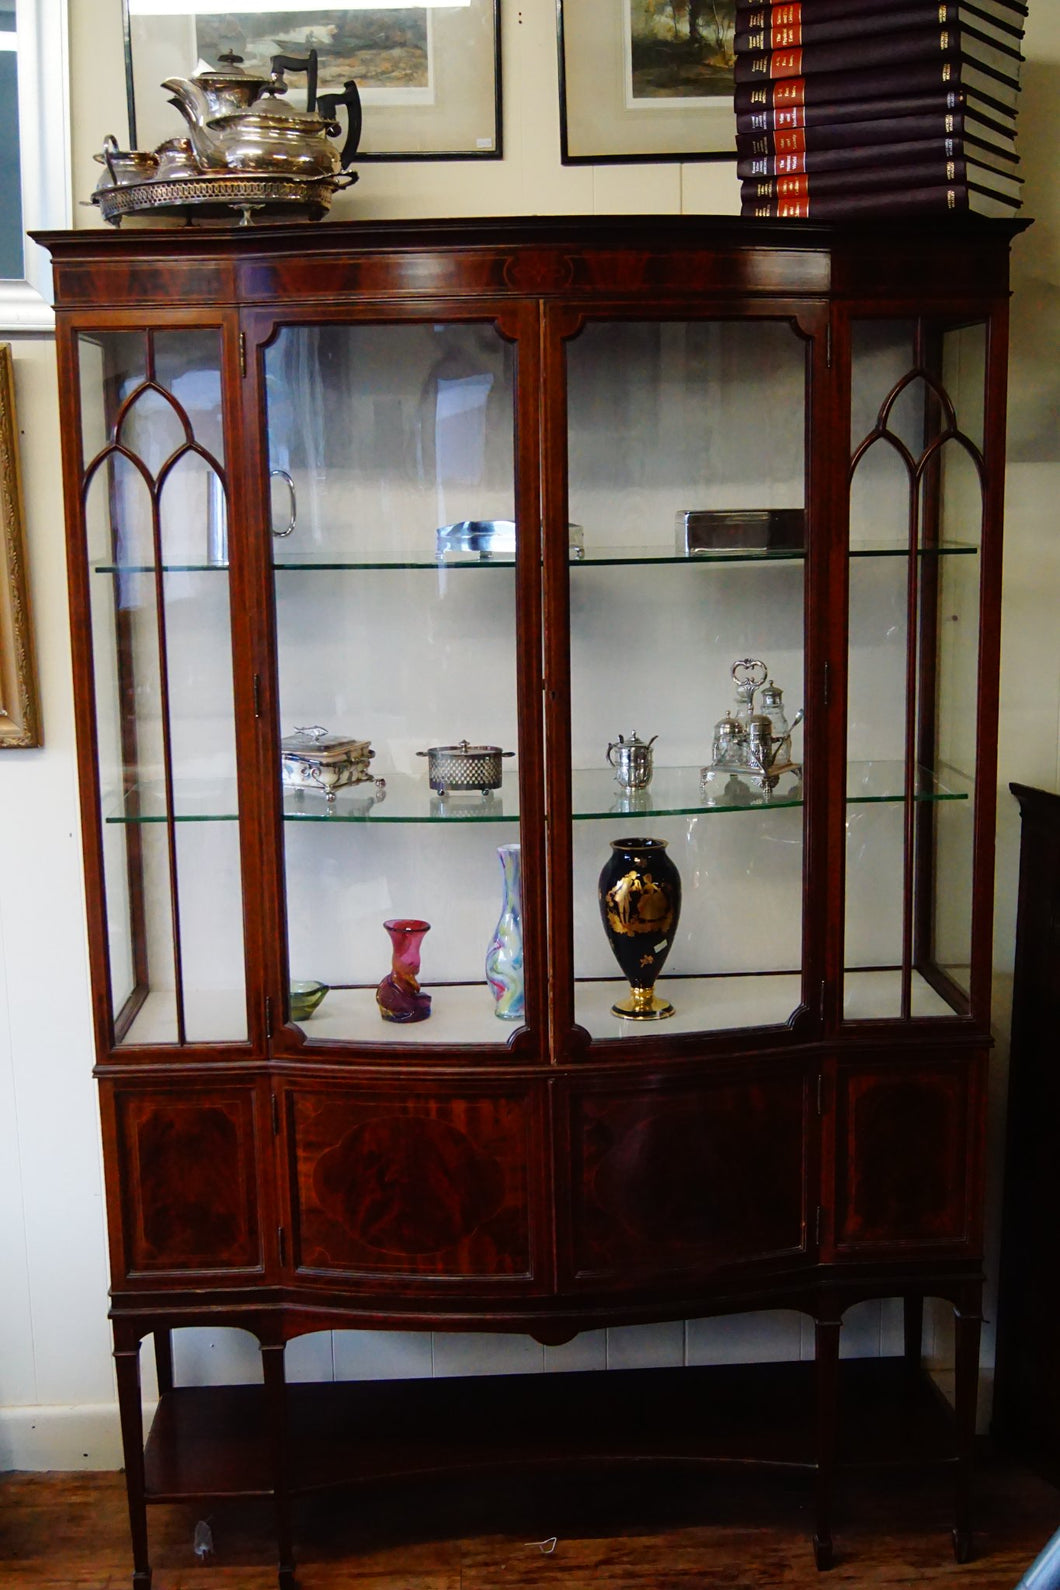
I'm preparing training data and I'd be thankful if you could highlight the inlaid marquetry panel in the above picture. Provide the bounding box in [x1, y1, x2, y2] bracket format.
[833, 1054, 981, 1252]
[113, 1087, 262, 1277]
[564, 1071, 810, 1284]
[287, 1087, 538, 1281]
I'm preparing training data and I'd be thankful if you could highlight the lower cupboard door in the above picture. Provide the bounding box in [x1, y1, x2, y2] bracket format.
[284, 1084, 545, 1289]
[107, 1083, 266, 1283]
[561, 1068, 813, 1287]
[831, 1052, 984, 1256]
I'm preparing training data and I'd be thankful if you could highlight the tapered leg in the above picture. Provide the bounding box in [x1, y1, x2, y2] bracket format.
[261, 1340, 297, 1590]
[814, 1314, 842, 1570]
[114, 1333, 152, 1589]
[952, 1299, 982, 1563]
[152, 1328, 174, 1396]
[903, 1294, 924, 1386]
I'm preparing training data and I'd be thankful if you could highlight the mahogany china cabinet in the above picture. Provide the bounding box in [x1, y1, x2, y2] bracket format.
[40, 215, 1024, 1587]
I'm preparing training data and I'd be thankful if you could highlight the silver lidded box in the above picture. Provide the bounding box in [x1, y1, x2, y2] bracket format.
[676, 509, 804, 555]
[281, 725, 375, 800]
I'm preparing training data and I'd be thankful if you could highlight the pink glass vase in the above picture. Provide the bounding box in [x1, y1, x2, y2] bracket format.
[376, 918, 432, 1023]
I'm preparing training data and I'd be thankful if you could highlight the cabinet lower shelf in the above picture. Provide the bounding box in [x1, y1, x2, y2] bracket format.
[114, 967, 961, 1045]
[143, 1359, 959, 1506]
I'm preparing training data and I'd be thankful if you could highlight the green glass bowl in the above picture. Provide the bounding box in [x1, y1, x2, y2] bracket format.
[289, 980, 328, 1021]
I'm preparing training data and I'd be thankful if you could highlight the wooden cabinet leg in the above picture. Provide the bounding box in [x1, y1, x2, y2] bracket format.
[952, 1299, 982, 1564]
[814, 1315, 842, 1570]
[152, 1328, 174, 1396]
[114, 1335, 152, 1590]
[903, 1294, 924, 1385]
[261, 1340, 297, 1589]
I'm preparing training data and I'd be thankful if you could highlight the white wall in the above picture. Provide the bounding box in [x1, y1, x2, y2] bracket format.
[0, 0, 1057, 1469]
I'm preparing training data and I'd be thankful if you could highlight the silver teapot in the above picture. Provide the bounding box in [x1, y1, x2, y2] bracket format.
[162, 49, 362, 178]
[606, 731, 657, 791]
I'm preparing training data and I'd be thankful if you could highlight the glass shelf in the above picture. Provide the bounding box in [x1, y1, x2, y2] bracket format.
[101, 763, 969, 826]
[92, 539, 979, 577]
[848, 539, 978, 558]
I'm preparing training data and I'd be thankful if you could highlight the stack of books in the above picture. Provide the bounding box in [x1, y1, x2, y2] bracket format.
[734, 0, 1027, 219]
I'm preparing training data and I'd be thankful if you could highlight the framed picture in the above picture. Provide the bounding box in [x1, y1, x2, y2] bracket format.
[0, 345, 41, 749]
[558, 0, 736, 164]
[123, 3, 502, 161]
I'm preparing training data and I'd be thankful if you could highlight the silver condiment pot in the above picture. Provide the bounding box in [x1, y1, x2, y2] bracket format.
[746, 714, 789, 777]
[606, 732, 657, 791]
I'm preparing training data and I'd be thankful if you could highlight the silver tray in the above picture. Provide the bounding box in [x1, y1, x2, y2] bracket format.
[91, 170, 357, 227]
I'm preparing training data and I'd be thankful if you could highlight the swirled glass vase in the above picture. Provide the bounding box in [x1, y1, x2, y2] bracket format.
[376, 918, 432, 1023]
[485, 842, 524, 1021]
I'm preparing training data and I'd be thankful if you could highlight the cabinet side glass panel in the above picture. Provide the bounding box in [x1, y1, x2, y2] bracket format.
[843, 320, 985, 1022]
[78, 329, 247, 1046]
[264, 322, 523, 1043]
[565, 320, 807, 1039]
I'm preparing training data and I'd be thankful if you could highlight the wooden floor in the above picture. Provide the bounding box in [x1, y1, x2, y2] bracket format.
[2, 1454, 1059, 1589]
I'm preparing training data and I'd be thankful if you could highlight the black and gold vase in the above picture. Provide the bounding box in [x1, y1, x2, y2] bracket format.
[598, 837, 681, 1020]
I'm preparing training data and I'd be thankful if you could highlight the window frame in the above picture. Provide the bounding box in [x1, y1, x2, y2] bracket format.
[0, 0, 71, 329]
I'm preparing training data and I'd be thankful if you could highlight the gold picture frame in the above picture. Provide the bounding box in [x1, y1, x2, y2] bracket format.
[0, 344, 41, 748]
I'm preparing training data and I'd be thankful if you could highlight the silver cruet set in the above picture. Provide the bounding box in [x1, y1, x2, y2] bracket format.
[701, 658, 803, 801]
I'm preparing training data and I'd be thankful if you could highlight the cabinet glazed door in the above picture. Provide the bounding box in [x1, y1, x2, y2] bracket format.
[544, 307, 821, 1052]
[72, 324, 252, 1050]
[840, 313, 998, 1024]
[256, 307, 545, 1053]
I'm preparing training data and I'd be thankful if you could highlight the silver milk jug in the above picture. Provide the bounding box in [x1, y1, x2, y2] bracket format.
[606, 732, 657, 791]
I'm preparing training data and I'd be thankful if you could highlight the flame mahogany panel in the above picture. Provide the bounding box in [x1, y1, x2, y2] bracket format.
[832, 1051, 983, 1253]
[286, 1085, 539, 1281]
[113, 1086, 263, 1277]
[563, 1069, 810, 1284]
[236, 245, 832, 305]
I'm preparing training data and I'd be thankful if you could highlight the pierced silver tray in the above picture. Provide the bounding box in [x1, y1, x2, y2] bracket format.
[91, 170, 357, 227]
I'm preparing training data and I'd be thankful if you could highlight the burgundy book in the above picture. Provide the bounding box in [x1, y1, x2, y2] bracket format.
[734, 1, 1026, 51]
[736, 111, 1017, 164]
[742, 182, 1022, 219]
[734, 88, 1016, 140]
[732, 24, 1023, 92]
[735, 0, 1027, 24]
[733, 60, 1021, 120]
[736, 136, 1017, 181]
[741, 155, 1021, 202]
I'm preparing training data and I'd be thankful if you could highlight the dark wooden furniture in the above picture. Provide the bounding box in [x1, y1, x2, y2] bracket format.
[993, 784, 1060, 1475]
[39, 216, 1025, 1589]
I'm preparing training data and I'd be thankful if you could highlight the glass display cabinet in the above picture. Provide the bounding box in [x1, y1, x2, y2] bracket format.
[41, 215, 1024, 1589]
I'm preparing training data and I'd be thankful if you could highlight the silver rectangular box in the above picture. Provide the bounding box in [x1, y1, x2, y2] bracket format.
[676, 508, 805, 554]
